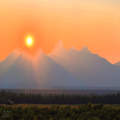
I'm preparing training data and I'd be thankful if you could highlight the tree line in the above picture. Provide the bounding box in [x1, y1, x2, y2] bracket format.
[0, 91, 120, 104]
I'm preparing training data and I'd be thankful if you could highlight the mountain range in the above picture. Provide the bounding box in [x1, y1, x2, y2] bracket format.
[115, 62, 120, 66]
[0, 42, 120, 89]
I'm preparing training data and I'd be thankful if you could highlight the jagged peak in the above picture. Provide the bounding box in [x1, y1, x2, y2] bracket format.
[0, 49, 21, 64]
[34, 49, 49, 62]
[51, 40, 67, 56]
[115, 62, 120, 66]
[36, 49, 45, 56]
[56, 40, 64, 49]
[80, 46, 91, 53]
[7, 49, 21, 58]
[69, 47, 79, 54]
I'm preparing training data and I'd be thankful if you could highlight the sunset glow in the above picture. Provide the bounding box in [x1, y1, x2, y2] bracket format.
[0, 0, 119, 63]
[25, 35, 34, 48]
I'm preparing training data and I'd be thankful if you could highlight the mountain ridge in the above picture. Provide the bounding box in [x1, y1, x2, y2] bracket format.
[0, 46, 120, 89]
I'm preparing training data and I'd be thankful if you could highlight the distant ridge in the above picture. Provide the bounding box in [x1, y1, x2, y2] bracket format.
[114, 62, 120, 66]
[0, 42, 120, 89]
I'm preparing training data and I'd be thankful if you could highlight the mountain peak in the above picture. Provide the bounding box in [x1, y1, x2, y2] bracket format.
[51, 40, 67, 56]
[35, 49, 47, 60]
[56, 40, 64, 49]
[36, 49, 44, 55]
[80, 46, 91, 53]
[115, 62, 120, 66]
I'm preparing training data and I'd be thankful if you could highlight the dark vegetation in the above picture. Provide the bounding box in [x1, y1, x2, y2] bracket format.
[0, 91, 120, 104]
[0, 104, 120, 120]
[0, 91, 120, 119]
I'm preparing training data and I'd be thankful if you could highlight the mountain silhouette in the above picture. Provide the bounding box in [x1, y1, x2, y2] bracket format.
[0, 49, 79, 89]
[51, 45, 120, 87]
[0, 44, 120, 89]
[115, 62, 120, 66]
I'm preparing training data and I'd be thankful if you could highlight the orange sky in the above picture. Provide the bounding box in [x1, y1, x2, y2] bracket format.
[0, 0, 120, 63]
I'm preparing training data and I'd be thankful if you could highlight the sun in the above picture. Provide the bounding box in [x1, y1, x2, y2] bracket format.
[25, 35, 34, 48]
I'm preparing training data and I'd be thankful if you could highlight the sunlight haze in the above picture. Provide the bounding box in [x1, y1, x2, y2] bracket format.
[0, 0, 119, 63]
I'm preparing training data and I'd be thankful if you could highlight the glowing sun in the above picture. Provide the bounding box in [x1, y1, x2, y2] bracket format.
[25, 35, 34, 48]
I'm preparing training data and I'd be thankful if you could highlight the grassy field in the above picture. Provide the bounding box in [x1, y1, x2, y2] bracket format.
[0, 104, 120, 120]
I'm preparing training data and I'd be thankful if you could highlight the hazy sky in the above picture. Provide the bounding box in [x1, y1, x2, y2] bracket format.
[0, 0, 120, 63]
